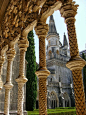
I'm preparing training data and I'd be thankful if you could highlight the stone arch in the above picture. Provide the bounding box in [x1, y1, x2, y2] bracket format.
[63, 92, 71, 107]
[0, 0, 85, 115]
[49, 91, 59, 109]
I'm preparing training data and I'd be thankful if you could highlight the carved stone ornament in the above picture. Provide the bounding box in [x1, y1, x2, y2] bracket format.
[60, 1, 86, 115]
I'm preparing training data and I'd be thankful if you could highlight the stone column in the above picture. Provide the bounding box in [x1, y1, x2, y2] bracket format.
[60, 1, 85, 115]
[35, 21, 50, 115]
[0, 55, 5, 90]
[4, 47, 16, 115]
[16, 37, 29, 115]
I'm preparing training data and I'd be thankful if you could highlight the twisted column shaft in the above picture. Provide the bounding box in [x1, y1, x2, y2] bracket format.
[72, 69, 85, 114]
[60, 1, 86, 115]
[16, 37, 29, 115]
[19, 50, 25, 77]
[4, 48, 15, 115]
[17, 83, 24, 115]
[66, 18, 85, 115]
[39, 37, 46, 69]
[39, 78, 47, 115]
[35, 22, 50, 115]
[4, 89, 10, 115]
[66, 18, 79, 57]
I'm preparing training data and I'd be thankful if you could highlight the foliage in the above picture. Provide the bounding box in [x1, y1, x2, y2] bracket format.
[36, 63, 39, 71]
[82, 53, 86, 99]
[27, 108, 76, 115]
[26, 31, 37, 111]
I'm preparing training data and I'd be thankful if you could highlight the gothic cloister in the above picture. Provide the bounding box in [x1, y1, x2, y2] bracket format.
[0, 0, 86, 115]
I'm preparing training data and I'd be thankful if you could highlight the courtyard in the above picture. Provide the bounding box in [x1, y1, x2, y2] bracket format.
[0, 0, 86, 115]
[28, 107, 76, 115]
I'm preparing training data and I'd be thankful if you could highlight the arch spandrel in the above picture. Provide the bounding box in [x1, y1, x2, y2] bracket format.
[0, 0, 62, 53]
[0, 0, 85, 115]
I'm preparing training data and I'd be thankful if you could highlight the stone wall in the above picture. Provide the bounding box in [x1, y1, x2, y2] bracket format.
[0, 43, 27, 114]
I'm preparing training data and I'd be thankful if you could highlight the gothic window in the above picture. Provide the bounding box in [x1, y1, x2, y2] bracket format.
[52, 47, 54, 52]
[51, 39, 55, 45]
[59, 77, 61, 82]
[56, 40, 57, 45]
[50, 78, 52, 82]
[50, 92, 58, 109]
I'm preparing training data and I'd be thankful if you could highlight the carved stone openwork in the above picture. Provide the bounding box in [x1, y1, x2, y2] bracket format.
[60, 1, 86, 115]
[0, 45, 8, 90]
[35, 21, 50, 115]
[0, 0, 85, 114]
[4, 47, 16, 115]
[16, 36, 29, 115]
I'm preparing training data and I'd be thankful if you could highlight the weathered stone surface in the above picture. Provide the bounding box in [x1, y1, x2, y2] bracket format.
[36, 15, 75, 109]
[0, 43, 27, 114]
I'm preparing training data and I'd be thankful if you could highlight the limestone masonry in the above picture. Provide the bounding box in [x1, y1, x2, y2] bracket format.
[36, 15, 75, 109]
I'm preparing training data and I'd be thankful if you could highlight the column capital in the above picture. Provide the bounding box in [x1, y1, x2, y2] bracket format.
[60, 1, 79, 22]
[66, 56, 86, 71]
[35, 69, 50, 79]
[6, 48, 16, 61]
[35, 21, 49, 38]
[18, 37, 29, 52]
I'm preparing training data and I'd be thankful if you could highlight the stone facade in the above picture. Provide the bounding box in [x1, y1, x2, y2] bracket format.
[36, 15, 75, 109]
[0, 43, 27, 115]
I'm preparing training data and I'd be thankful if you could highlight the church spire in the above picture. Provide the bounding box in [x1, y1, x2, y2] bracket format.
[48, 15, 58, 35]
[63, 33, 68, 46]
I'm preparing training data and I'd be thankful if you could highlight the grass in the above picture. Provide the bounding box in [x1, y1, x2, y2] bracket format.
[27, 107, 76, 115]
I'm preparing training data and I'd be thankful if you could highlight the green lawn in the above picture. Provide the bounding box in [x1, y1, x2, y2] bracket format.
[28, 107, 76, 115]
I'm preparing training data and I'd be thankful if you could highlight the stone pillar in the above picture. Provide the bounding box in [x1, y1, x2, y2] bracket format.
[0, 55, 5, 90]
[4, 47, 16, 115]
[16, 37, 29, 115]
[60, 1, 85, 115]
[35, 21, 50, 115]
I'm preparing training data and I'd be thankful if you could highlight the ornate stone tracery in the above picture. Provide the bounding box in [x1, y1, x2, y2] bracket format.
[0, 0, 85, 115]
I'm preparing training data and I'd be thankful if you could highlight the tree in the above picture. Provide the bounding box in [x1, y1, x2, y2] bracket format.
[26, 31, 37, 111]
[82, 53, 86, 99]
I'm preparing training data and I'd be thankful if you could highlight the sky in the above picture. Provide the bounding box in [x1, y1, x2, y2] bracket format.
[34, 0, 86, 63]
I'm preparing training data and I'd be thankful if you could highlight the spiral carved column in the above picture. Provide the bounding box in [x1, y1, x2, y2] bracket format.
[35, 22, 50, 115]
[0, 55, 5, 90]
[60, 1, 86, 115]
[4, 48, 16, 115]
[16, 37, 29, 115]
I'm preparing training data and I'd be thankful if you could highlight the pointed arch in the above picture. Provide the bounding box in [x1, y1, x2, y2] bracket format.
[49, 91, 59, 108]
